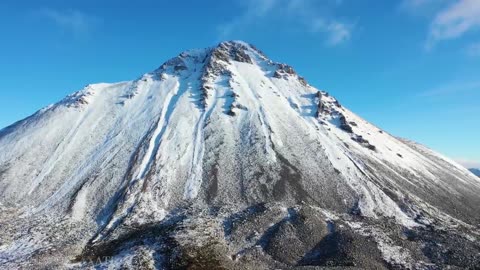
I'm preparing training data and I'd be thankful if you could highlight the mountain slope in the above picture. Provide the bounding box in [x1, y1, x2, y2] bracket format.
[1, 41, 479, 269]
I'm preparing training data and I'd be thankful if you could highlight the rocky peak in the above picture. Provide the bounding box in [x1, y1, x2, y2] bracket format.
[2, 41, 480, 269]
[204, 41, 267, 74]
[216, 40, 267, 60]
[60, 85, 96, 108]
[197, 41, 264, 110]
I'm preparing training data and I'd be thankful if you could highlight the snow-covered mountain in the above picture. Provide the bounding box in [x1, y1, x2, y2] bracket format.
[470, 168, 480, 177]
[1, 41, 479, 269]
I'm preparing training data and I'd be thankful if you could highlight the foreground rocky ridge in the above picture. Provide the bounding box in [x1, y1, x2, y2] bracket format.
[0, 41, 479, 269]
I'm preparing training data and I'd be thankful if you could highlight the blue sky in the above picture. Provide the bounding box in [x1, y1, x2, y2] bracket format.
[0, 0, 479, 167]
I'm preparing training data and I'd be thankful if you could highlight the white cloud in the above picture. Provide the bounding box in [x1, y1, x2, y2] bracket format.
[217, 0, 353, 46]
[455, 158, 480, 169]
[426, 0, 480, 48]
[39, 8, 96, 38]
[326, 21, 352, 45]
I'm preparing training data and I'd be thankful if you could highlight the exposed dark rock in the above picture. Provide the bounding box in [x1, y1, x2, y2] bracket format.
[351, 135, 376, 151]
[227, 92, 239, 98]
[159, 55, 187, 72]
[211, 48, 230, 63]
[62, 89, 94, 108]
[225, 110, 236, 116]
[249, 44, 268, 59]
[366, 144, 377, 151]
[315, 105, 323, 118]
[297, 221, 387, 269]
[339, 115, 353, 133]
[213, 41, 254, 65]
[352, 135, 368, 144]
[197, 42, 257, 109]
[273, 70, 283, 79]
[298, 76, 308, 87]
[350, 201, 362, 216]
[234, 103, 248, 111]
[272, 63, 308, 87]
[173, 65, 187, 72]
[224, 90, 241, 116]
[232, 48, 253, 64]
[198, 83, 210, 109]
[273, 63, 303, 82]
[315, 92, 324, 118]
[223, 204, 267, 239]
[171, 241, 230, 270]
[278, 64, 296, 75]
[77, 97, 88, 105]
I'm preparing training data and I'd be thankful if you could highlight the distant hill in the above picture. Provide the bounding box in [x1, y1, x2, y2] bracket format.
[469, 168, 480, 177]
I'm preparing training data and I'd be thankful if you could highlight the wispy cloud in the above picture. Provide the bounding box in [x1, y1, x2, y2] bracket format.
[419, 81, 480, 97]
[399, 0, 449, 15]
[217, 0, 276, 39]
[217, 0, 353, 46]
[400, 0, 446, 9]
[466, 41, 480, 56]
[309, 18, 353, 46]
[401, 0, 480, 50]
[401, 0, 437, 10]
[39, 8, 97, 38]
[426, 0, 480, 49]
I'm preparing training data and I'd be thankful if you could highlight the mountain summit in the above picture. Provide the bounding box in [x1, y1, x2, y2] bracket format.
[1, 41, 479, 269]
